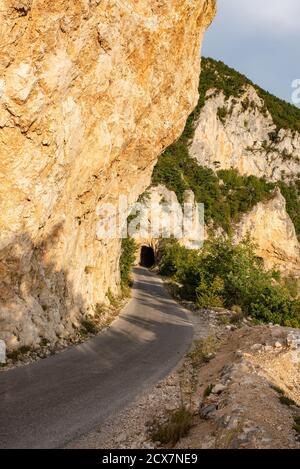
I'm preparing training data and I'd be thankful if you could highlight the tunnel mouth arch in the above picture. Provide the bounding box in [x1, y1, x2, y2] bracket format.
[140, 245, 155, 268]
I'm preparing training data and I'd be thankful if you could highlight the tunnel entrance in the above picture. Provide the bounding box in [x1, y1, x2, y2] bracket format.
[140, 246, 155, 268]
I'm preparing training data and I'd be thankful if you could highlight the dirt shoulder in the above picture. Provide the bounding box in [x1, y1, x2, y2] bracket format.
[67, 307, 300, 449]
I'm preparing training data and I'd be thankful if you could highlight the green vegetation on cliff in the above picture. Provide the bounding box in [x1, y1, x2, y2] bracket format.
[119, 237, 137, 291]
[151, 58, 300, 328]
[152, 142, 275, 232]
[152, 57, 300, 237]
[181, 57, 300, 142]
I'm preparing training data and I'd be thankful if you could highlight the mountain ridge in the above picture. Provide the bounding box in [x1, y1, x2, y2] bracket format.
[152, 57, 300, 241]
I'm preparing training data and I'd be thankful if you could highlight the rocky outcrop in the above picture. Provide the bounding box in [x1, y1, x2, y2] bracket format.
[133, 185, 204, 261]
[234, 188, 300, 275]
[146, 185, 300, 277]
[0, 0, 216, 349]
[67, 313, 300, 449]
[190, 86, 300, 181]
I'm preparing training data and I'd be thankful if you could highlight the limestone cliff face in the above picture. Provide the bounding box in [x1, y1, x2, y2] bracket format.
[187, 81, 300, 275]
[190, 86, 300, 181]
[0, 0, 216, 349]
[234, 188, 300, 276]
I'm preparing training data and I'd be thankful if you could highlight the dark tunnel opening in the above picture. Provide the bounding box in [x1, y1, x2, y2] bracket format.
[140, 246, 155, 268]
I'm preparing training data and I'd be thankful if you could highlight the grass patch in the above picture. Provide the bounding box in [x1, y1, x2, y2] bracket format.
[7, 345, 31, 361]
[120, 237, 137, 291]
[120, 283, 132, 299]
[203, 384, 214, 398]
[149, 407, 193, 445]
[199, 57, 300, 134]
[94, 303, 105, 316]
[188, 337, 217, 368]
[279, 179, 300, 240]
[270, 384, 285, 395]
[81, 318, 98, 335]
[279, 395, 298, 407]
[218, 315, 230, 325]
[84, 265, 94, 274]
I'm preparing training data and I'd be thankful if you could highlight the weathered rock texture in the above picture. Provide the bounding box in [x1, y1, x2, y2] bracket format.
[234, 188, 300, 275]
[145, 186, 300, 277]
[134, 185, 204, 263]
[0, 0, 216, 349]
[190, 86, 300, 181]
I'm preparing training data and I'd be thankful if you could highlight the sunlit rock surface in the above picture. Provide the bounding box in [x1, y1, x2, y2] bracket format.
[0, 0, 216, 349]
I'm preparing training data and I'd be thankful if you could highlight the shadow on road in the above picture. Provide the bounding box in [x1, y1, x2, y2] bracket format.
[0, 266, 193, 449]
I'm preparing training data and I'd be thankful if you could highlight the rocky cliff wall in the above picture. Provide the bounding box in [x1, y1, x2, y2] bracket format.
[0, 0, 216, 349]
[233, 188, 300, 276]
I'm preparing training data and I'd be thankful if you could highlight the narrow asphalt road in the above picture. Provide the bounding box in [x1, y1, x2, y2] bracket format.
[0, 267, 193, 448]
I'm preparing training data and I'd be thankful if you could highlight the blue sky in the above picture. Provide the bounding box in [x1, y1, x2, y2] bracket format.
[202, 0, 300, 103]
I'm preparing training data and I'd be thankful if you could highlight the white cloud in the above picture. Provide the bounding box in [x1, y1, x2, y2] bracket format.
[218, 0, 300, 35]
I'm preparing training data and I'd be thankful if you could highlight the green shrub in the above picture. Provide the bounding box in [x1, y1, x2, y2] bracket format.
[158, 239, 190, 278]
[196, 276, 224, 309]
[270, 385, 284, 395]
[81, 318, 98, 335]
[106, 288, 120, 308]
[279, 179, 300, 239]
[248, 285, 300, 327]
[158, 237, 300, 328]
[152, 144, 275, 232]
[279, 395, 298, 407]
[187, 337, 218, 368]
[119, 237, 137, 290]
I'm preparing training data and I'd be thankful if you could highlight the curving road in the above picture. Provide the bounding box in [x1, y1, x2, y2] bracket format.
[0, 267, 193, 448]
